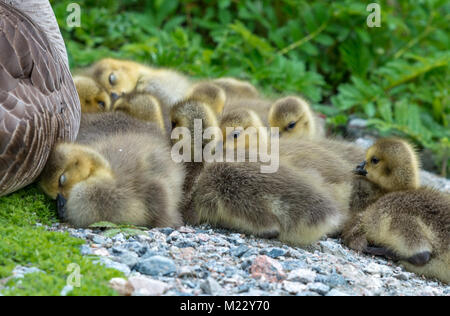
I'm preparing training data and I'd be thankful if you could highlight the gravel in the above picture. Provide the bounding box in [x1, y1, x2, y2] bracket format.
[41, 217, 449, 296]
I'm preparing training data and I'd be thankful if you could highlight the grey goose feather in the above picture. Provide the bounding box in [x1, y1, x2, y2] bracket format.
[0, 1, 81, 197]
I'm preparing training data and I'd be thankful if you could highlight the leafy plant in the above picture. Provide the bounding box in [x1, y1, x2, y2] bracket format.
[89, 222, 148, 238]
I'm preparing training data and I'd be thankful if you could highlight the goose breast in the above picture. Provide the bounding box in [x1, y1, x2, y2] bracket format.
[0, 2, 80, 196]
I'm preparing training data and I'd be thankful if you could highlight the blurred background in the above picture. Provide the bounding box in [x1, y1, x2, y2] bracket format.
[51, 0, 449, 177]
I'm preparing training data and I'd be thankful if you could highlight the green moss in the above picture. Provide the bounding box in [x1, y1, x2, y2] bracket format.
[0, 186, 123, 296]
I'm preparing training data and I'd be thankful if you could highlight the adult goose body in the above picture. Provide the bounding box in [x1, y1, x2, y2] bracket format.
[0, 0, 80, 196]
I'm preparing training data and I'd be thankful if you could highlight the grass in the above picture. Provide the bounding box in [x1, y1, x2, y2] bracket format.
[0, 186, 122, 296]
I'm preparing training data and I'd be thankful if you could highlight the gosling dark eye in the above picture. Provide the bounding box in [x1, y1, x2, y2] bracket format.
[109, 73, 117, 86]
[371, 157, 380, 165]
[286, 121, 297, 131]
[59, 174, 67, 187]
[98, 101, 106, 109]
[232, 131, 241, 139]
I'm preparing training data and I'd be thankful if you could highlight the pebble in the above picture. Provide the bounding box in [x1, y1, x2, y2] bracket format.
[201, 277, 223, 295]
[92, 235, 106, 245]
[326, 289, 350, 296]
[92, 248, 110, 257]
[60, 285, 74, 296]
[12, 266, 44, 279]
[124, 242, 148, 256]
[307, 282, 330, 295]
[128, 276, 169, 296]
[80, 245, 92, 255]
[135, 256, 176, 276]
[287, 269, 317, 284]
[250, 255, 286, 283]
[230, 245, 249, 258]
[109, 278, 134, 296]
[113, 252, 139, 269]
[266, 248, 287, 259]
[395, 272, 410, 281]
[283, 281, 307, 294]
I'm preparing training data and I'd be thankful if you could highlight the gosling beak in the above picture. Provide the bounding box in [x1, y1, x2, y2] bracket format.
[354, 161, 368, 176]
[56, 194, 67, 221]
[110, 92, 120, 102]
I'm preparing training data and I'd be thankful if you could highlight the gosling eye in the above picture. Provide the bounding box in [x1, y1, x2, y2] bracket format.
[286, 121, 297, 131]
[231, 130, 241, 139]
[109, 73, 117, 86]
[98, 101, 106, 109]
[59, 174, 67, 187]
[371, 157, 380, 165]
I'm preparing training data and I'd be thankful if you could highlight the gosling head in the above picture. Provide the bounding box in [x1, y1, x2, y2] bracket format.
[170, 98, 221, 159]
[39, 143, 114, 219]
[354, 138, 420, 191]
[73, 76, 111, 113]
[90, 58, 141, 101]
[220, 108, 267, 151]
[187, 82, 226, 115]
[268, 96, 316, 139]
[213, 77, 260, 98]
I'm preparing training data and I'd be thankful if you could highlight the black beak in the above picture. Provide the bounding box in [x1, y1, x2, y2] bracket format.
[56, 194, 67, 221]
[354, 161, 368, 176]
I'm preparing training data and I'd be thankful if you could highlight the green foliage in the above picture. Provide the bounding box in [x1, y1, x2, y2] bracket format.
[0, 186, 122, 296]
[89, 222, 148, 238]
[51, 0, 449, 174]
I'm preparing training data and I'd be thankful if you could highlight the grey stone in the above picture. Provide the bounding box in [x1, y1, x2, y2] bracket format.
[124, 242, 148, 256]
[160, 227, 175, 235]
[296, 291, 321, 297]
[230, 245, 249, 258]
[267, 248, 287, 258]
[174, 240, 197, 248]
[115, 252, 139, 269]
[315, 274, 347, 288]
[326, 289, 350, 296]
[80, 245, 92, 255]
[308, 282, 330, 295]
[282, 260, 307, 271]
[60, 285, 74, 296]
[200, 277, 223, 295]
[241, 248, 259, 258]
[237, 284, 250, 293]
[287, 269, 316, 284]
[99, 258, 131, 276]
[12, 266, 44, 279]
[135, 256, 176, 276]
[395, 273, 410, 281]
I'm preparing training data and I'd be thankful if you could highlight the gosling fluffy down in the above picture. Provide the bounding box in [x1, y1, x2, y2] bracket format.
[83, 58, 191, 108]
[170, 98, 345, 245]
[343, 138, 450, 283]
[40, 112, 184, 228]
